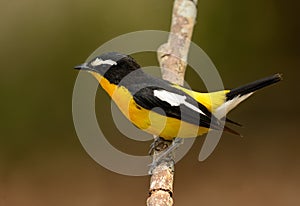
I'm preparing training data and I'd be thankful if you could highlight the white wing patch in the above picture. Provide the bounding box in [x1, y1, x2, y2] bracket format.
[91, 58, 117, 67]
[153, 90, 207, 116]
[215, 93, 253, 118]
[153, 90, 185, 106]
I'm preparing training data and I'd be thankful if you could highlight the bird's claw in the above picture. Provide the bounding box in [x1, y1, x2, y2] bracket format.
[148, 138, 184, 175]
[148, 137, 172, 155]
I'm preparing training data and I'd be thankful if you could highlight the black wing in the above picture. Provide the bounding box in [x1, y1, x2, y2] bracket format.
[133, 86, 224, 130]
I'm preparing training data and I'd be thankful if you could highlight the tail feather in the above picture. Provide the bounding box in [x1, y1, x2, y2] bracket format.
[226, 73, 282, 101]
[214, 73, 282, 119]
[224, 125, 243, 137]
[216, 73, 282, 136]
[224, 117, 243, 127]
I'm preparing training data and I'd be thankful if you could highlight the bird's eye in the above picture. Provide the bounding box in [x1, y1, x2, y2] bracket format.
[91, 58, 117, 67]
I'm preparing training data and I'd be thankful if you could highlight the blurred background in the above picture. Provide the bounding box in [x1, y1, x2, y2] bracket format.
[0, 0, 299, 205]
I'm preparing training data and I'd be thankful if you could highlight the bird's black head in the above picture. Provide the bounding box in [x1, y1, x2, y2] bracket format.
[74, 52, 141, 84]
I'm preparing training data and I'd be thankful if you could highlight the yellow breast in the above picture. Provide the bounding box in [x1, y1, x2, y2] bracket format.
[91, 72, 209, 140]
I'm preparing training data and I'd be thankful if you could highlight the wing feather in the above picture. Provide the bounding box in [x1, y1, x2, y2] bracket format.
[133, 86, 224, 130]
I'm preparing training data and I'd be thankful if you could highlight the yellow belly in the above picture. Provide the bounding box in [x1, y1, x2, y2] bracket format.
[127, 100, 209, 140]
[92, 72, 209, 140]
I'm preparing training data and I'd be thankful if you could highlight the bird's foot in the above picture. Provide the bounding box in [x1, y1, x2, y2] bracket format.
[148, 138, 184, 175]
[148, 137, 172, 155]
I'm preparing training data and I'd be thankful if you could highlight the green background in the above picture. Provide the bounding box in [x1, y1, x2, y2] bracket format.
[1, 0, 299, 205]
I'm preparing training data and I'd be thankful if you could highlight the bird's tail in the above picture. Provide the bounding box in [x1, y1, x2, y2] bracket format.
[214, 73, 282, 122]
[214, 73, 282, 136]
[226, 73, 282, 101]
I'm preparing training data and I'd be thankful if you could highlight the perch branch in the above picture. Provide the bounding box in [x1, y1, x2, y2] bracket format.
[147, 0, 198, 205]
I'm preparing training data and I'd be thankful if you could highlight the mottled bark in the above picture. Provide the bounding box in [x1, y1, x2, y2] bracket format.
[147, 0, 198, 205]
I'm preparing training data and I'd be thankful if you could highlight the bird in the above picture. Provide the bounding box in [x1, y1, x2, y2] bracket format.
[74, 52, 282, 150]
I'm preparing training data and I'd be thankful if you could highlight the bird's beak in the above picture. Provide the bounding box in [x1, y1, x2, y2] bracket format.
[74, 63, 91, 71]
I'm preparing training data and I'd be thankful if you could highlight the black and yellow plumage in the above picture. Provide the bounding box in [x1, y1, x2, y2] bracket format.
[75, 52, 282, 140]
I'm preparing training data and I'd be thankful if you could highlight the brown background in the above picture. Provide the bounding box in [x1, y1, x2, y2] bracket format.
[1, 0, 299, 205]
